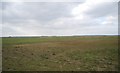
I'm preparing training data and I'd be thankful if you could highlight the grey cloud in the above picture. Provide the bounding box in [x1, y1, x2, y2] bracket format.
[85, 2, 117, 18]
[0, 2, 12, 10]
[1, 2, 118, 36]
[2, 0, 86, 2]
[2, 26, 22, 36]
[3, 2, 80, 24]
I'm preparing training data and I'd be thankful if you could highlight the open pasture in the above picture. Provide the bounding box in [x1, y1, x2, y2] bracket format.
[2, 36, 118, 71]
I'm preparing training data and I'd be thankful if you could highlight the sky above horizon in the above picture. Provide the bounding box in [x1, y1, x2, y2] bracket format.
[0, 0, 118, 37]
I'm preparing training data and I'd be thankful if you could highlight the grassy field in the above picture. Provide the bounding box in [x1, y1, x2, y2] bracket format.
[2, 36, 118, 71]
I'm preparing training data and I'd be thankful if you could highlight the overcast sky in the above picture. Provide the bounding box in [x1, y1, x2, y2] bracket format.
[1, 0, 118, 36]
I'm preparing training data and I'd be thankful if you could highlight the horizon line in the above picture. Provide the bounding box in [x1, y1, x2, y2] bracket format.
[1, 34, 119, 38]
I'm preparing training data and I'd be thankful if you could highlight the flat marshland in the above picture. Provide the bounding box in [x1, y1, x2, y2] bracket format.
[2, 36, 118, 71]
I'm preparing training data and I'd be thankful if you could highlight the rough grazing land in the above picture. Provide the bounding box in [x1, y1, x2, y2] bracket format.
[2, 36, 118, 71]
